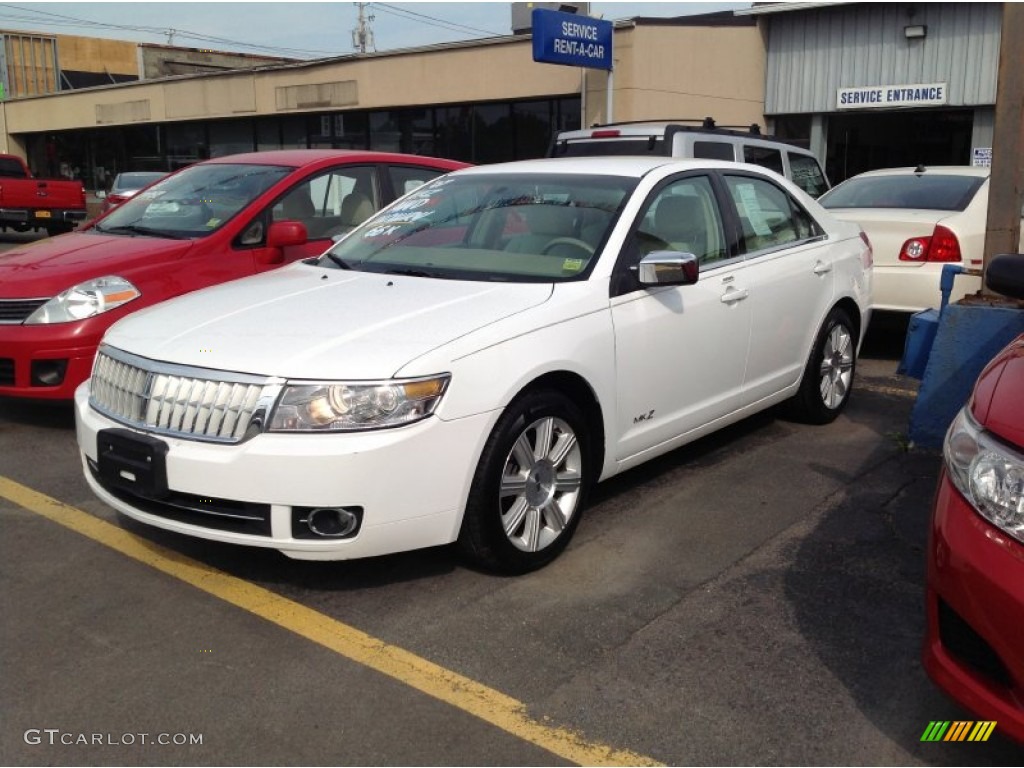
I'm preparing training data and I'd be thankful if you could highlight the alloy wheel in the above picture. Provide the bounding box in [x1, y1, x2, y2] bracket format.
[498, 416, 583, 553]
[819, 323, 854, 410]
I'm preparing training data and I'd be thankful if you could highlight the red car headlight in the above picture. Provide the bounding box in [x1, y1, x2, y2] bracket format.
[944, 407, 1024, 542]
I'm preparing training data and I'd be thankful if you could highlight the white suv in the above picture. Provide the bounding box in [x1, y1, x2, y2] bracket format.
[550, 119, 831, 198]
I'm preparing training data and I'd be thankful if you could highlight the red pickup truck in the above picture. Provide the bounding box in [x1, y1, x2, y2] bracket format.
[0, 153, 88, 236]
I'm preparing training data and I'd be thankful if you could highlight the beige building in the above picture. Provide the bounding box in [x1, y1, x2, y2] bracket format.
[0, 12, 767, 189]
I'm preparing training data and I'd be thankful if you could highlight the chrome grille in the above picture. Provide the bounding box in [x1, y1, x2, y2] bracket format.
[89, 346, 281, 443]
[0, 298, 48, 324]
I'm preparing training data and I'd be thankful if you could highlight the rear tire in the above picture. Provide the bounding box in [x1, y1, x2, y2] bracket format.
[457, 389, 591, 574]
[786, 307, 857, 424]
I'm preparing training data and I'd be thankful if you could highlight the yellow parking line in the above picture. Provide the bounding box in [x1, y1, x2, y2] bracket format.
[857, 381, 918, 399]
[0, 475, 661, 767]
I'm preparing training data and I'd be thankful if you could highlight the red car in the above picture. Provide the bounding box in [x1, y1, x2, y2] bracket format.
[0, 150, 468, 400]
[923, 252, 1024, 743]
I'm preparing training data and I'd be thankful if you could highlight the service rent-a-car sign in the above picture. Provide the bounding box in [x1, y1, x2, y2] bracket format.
[531, 9, 613, 71]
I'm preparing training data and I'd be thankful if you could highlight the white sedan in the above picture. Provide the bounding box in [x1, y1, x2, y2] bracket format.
[75, 157, 872, 573]
[819, 165, 1023, 313]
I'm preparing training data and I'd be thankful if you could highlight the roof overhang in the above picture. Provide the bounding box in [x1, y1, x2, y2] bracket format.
[735, 2, 853, 17]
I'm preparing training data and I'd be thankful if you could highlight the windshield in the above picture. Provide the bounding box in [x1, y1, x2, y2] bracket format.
[320, 173, 636, 282]
[819, 174, 985, 212]
[95, 163, 292, 238]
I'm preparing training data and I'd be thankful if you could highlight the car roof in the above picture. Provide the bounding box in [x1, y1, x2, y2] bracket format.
[452, 155, 760, 178]
[200, 149, 466, 169]
[845, 165, 990, 179]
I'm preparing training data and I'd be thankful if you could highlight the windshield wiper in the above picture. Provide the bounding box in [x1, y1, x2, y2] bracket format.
[322, 253, 353, 270]
[384, 268, 447, 279]
[95, 224, 191, 240]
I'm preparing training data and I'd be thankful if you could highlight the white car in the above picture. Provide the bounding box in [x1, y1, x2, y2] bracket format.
[819, 165, 1023, 313]
[75, 157, 872, 573]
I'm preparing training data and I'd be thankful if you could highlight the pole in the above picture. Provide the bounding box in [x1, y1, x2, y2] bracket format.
[353, 3, 375, 54]
[606, 67, 613, 124]
[982, 2, 1024, 293]
[580, 67, 587, 129]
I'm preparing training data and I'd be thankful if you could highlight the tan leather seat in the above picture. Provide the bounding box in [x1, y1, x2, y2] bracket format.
[341, 192, 374, 227]
[504, 204, 578, 253]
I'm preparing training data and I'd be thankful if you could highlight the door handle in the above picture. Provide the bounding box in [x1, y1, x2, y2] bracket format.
[813, 261, 833, 275]
[720, 288, 749, 305]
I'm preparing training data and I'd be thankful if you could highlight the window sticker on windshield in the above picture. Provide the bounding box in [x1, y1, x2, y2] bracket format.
[206, 218, 221, 228]
[736, 183, 773, 236]
[562, 258, 585, 273]
[363, 201, 437, 237]
[361, 179, 454, 240]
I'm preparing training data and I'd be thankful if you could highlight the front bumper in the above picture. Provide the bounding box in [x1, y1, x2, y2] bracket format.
[75, 382, 497, 561]
[0, 324, 101, 400]
[923, 469, 1024, 744]
[0, 207, 86, 226]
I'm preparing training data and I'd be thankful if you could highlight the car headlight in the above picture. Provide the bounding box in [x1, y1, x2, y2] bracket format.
[25, 276, 141, 324]
[268, 375, 450, 432]
[944, 406, 1024, 542]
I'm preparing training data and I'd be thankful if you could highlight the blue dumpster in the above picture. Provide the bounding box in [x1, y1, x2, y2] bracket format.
[897, 264, 966, 381]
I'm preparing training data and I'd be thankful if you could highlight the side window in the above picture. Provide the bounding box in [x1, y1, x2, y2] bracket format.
[387, 165, 447, 197]
[272, 166, 379, 239]
[788, 153, 829, 198]
[634, 176, 726, 266]
[742, 145, 785, 177]
[724, 174, 819, 254]
[692, 140, 735, 161]
[0, 157, 28, 178]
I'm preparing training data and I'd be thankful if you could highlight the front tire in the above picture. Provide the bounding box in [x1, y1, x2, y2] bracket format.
[787, 306, 857, 424]
[457, 390, 591, 573]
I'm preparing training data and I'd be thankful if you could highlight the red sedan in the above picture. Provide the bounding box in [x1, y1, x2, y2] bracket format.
[923, 253, 1024, 744]
[0, 150, 467, 400]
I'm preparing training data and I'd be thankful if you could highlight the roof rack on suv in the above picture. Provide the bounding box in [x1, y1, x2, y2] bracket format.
[586, 117, 763, 135]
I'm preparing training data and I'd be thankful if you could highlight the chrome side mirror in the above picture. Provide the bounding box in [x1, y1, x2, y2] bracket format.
[636, 251, 699, 286]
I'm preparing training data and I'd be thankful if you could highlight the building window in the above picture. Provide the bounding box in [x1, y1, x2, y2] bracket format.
[473, 104, 512, 164]
[209, 119, 255, 158]
[256, 118, 282, 151]
[512, 100, 552, 159]
[279, 116, 308, 149]
[164, 122, 208, 169]
[335, 112, 369, 149]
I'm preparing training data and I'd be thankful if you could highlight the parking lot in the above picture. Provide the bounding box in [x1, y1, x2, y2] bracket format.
[1, 230, 1020, 766]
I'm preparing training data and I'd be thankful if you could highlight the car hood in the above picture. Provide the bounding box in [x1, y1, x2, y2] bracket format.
[104, 264, 555, 380]
[0, 231, 193, 297]
[970, 334, 1024, 448]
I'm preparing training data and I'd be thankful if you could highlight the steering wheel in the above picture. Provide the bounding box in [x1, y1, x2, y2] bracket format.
[541, 238, 595, 259]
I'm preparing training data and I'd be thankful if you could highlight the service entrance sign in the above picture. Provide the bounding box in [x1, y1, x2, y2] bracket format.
[531, 8, 612, 71]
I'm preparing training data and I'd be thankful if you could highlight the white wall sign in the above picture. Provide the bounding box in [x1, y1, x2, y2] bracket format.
[837, 83, 948, 110]
[972, 148, 992, 167]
